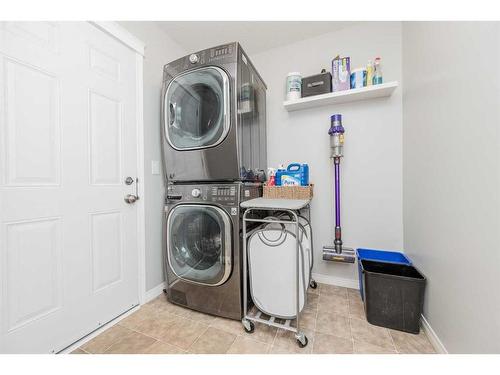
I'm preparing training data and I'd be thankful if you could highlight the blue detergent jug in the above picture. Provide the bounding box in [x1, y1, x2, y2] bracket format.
[276, 163, 309, 186]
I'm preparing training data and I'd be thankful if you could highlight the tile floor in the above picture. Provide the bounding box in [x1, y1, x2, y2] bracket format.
[72, 284, 435, 354]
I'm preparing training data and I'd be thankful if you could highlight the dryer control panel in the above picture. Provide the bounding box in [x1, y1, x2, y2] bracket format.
[207, 44, 235, 63]
[164, 43, 238, 75]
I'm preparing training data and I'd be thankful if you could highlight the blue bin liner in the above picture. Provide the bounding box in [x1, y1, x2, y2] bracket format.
[356, 248, 412, 300]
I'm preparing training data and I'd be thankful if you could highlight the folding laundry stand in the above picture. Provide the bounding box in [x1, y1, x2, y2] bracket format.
[240, 198, 316, 348]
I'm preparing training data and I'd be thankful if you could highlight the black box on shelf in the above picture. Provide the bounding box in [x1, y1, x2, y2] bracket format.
[301, 71, 332, 97]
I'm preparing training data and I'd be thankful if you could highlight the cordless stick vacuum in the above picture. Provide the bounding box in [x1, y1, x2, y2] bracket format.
[323, 114, 355, 263]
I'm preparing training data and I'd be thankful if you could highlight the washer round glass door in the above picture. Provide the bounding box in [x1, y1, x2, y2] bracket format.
[165, 66, 230, 150]
[167, 204, 232, 286]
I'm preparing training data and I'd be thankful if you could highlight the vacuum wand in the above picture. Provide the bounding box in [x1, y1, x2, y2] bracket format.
[323, 114, 355, 263]
[334, 157, 342, 253]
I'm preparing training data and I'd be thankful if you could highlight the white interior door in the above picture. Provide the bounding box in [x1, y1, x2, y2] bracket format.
[0, 22, 142, 353]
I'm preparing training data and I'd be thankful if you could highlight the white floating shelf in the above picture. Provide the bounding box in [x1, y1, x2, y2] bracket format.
[283, 81, 399, 112]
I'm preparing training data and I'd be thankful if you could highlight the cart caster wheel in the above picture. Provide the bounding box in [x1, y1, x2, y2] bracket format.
[296, 335, 308, 348]
[309, 280, 317, 289]
[242, 319, 255, 334]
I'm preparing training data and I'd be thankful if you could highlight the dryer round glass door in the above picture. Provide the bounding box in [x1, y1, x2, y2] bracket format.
[165, 66, 230, 150]
[167, 204, 232, 286]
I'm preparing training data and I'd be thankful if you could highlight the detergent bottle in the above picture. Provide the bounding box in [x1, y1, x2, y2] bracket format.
[275, 164, 286, 186]
[276, 163, 309, 186]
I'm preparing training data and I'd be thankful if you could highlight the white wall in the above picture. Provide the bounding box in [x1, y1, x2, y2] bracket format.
[251, 22, 404, 285]
[119, 22, 186, 291]
[402, 22, 500, 353]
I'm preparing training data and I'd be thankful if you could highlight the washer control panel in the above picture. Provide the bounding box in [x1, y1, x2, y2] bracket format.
[166, 184, 239, 204]
[191, 188, 202, 198]
[210, 185, 237, 203]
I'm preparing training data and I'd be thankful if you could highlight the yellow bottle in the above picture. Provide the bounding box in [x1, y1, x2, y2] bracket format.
[366, 60, 374, 86]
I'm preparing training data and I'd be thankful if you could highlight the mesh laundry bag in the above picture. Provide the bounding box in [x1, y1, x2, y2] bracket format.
[247, 218, 311, 319]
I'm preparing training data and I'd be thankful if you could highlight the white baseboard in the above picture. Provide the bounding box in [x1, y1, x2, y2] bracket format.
[311, 273, 359, 290]
[145, 281, 167, 303]
[421, 314, 447, 354]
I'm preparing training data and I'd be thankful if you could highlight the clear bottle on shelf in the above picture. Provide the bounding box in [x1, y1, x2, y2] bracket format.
[366, 60, 374, 86]
[373, 57, 383, 85]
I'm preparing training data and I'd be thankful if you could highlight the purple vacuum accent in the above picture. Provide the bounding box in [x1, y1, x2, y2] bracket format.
[334, 158, 341, 227]
[331, 113, 342, 122]
[329, 114, 345, 135]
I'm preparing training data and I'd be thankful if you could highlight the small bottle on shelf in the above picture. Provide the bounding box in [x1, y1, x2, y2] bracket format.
[366, 60, 374, 86]
[373, 57, 383, 85]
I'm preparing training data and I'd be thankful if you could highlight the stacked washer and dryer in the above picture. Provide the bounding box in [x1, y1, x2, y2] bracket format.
[161, 43, 267, 320]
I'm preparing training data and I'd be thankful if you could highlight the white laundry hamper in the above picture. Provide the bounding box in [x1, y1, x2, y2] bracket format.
[247, 218, 312, 319]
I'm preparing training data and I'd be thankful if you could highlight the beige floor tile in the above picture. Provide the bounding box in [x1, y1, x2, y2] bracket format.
[70, 348, 88, 354]
[158, 317, 209, 350]
[319, 283, 348, 298]
[158, 301, 192, 318]
[307, 284, 320, 296]
[209, 316, 246, 336]
[347, 289, 363, 302]
[104, 331, 157, 354]
[134, 314, 181, 339]
[390, 329, 436, 354]
[141, 340, 186, 354]
[291, 309, 317, 331]
[188, 327, 236, 354]
[348, 298, 366, 321]
[353, 339, 397, 354]
[347, 288, 362, 299]
[81, 324, 133, 354]
[315, 310, 351, 340]
[318, 294, 349, 316]
[186, 309, 217, 325]
[350, 317, 395, 351]
[118, 305, 158, 330]
[146, 294, 168, 310]
[249, 322, 278, 344]
[227, 335, 270, 354]
[305, 293, 319, 311]
[271, 329, 314, 354]
[156, 308, 183, 322]
[312, 332, 353, 354]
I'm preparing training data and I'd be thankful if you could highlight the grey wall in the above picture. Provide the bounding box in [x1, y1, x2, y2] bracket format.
[402, 22, 500, 353]
[251, 22, 404, 285]
[119, 22, 186, 291]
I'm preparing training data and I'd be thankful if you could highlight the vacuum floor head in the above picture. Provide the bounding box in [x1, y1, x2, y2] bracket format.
[323, 245, 355, 263]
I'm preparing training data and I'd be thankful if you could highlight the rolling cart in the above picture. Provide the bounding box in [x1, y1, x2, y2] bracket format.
[240, 198, 316, 348]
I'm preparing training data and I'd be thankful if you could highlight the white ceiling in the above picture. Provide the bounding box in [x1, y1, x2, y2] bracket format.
[156, 21, 355, 55]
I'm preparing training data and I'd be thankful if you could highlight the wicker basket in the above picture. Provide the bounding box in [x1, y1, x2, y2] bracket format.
[263, 184, 314, 200]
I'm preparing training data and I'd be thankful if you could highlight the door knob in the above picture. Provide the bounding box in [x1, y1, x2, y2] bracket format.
[124, 194, 138, 204]
[124, 177, 140, 204]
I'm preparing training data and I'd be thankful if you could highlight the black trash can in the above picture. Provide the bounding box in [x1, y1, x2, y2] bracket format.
[361, 259, 426, 334]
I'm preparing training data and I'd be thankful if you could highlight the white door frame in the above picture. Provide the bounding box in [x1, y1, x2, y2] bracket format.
[90, 22, 147, 305]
